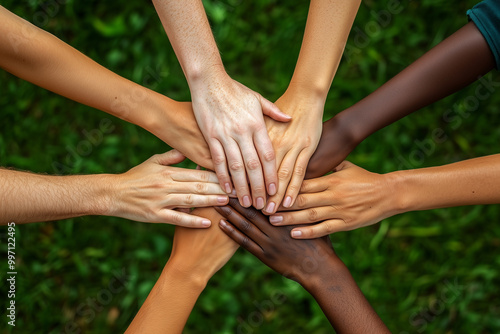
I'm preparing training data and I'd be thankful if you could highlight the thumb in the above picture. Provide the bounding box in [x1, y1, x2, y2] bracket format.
[333, 160, 354, 173]
[154, 149, 186, 166]
[258, 95, 292, 122]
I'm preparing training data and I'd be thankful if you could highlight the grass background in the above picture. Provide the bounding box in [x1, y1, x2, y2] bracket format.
[1, 0, 500, 333]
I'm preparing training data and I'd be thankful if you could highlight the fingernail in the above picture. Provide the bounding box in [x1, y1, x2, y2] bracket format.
[283, 196, 292, 208]
[256, 197, 265, 210]
[202, 220, 212, 227]
[243, 196, 251, 207]
[269, 216, 283, 224]
[217, 196, 228, 204]
[269, 183, 277, 196]
[225, 183, 232, 194]
[265, 202, 275, 214]
[291, 230, 302, 238]
[219, 219, 227, 227]
[230, 189, 238, 197]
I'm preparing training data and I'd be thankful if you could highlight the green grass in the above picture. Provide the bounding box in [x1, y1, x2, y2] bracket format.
[1, 0, 500, 333]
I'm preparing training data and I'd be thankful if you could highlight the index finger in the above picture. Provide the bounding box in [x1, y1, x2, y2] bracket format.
[226, 198, 275, 236]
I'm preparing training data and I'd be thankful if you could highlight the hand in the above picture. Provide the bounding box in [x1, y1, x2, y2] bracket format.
[108, 150, 229, 227]
[190, 72, 291, 209]
[168, 207, 239, 283]
[263, 92, 323, 215]
[216, 199, 336, 285]
[271, 161, 399, 238]
[151, 100, 213, 170]
[306, 114, 360, 179]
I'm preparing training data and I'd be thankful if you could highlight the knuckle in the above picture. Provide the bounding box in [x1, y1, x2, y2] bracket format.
[184, 194, 194, 205]
[296, 195, 307, 208]
[263, 150, 275, 162]
[213, 155, 226, 166]
[323, 220, 335, 234]
[246, 158, 261, 171]
[278, 168, 291, 180]
[308, 208, 319, 221]
[229, 161, 244, 172]
[241, 219, 252, 233]
[288, 184, 300, 194]
[245, 208, 258, 221]
[199, 172, 210, 182]
[241, 236, 250, 248]
[195, 182, 207, 194]
[170, 212, 184, 224]
[294, 165, 306, 177]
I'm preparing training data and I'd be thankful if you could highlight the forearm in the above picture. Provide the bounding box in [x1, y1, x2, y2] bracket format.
[0, 6, 171, 135]
[307, 21, 495, 177]
[125, 261, 206, 334]
[390, 154, 500, 213]
[0, 169, 110, 224]
[152, 0, 225, 84]
[303, 257, 389, 333]
[337, 21, 495, 144]
[287, 0, 360, 104]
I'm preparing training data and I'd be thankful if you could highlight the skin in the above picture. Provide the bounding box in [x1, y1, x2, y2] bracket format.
[273, 155, 500, 238]
[217, 199, 389, 333]
[0, 150, 229, 226]
[125, 208, 238, 334]
[306, 21, 496, 178]
[263, 0, 361, 214]
[153, 0, 292, 209]
[0, 5, 212, 169]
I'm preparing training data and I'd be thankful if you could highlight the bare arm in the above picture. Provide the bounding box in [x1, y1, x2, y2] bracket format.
[217, 200, 389, 333]
[0, 151, 228, 226]
[274, 154, 500, 238]
[264, 0, 361, 214]
[125, 208, 238, 333]
[153, 0, 291, 210]
[0, 5, 212, 168]
[307, 21, 496, 178]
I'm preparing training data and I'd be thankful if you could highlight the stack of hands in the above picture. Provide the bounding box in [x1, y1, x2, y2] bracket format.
[2, 0, 500, 332]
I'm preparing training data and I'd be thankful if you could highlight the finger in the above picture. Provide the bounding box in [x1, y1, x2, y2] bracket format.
[258, 94, 292, 123]
[276, 192, 333, 212]
[269, 206, 334, 226]
[298, 177, 329, 194]
[263, 151, 296, 215]
[253, 128, 278, 197]
[152, 150, 185, 166]
[219, 219, 263, 256]
[226, 198, 275, 236]
[239, 138, 267, 209]
[209, 138, 232, 194]
[282, 150, 311, 208]
[224, 139, 252, 207]
[170, 169, 220, 183]
[166, 194, 229, 208]
[167, 182, 228, 195]
[290, 219, 347, 239]
[215, 205, 267, 241]
[159, 209, 212, 228]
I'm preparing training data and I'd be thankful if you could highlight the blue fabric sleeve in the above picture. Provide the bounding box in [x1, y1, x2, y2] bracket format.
[467, 0, 500, 70]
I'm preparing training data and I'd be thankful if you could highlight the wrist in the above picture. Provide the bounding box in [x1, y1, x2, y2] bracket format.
[283, 82, 327, 111]
[384, 170, 415, 215]
[185, 59, 228, 88]
[300, 255, 350, 294]
[84, 174, 116, 217]
[162, 257, 210, 290]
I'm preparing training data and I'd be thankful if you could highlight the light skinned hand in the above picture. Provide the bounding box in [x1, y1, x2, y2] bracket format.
[190, 73, 291, 210]
[108, 150, 229, 227]
[271, 161, 398, 238]
[263, 92, 323, 215]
